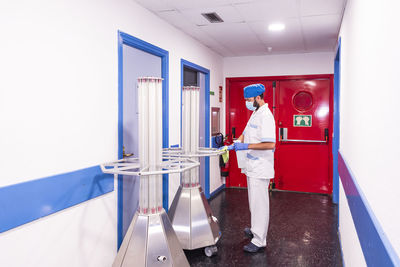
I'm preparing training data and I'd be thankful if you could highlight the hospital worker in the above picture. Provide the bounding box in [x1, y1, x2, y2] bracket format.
[228, 83, 276, 253]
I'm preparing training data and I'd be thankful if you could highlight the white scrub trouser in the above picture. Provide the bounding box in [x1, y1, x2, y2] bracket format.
[247, 176, 270, 247]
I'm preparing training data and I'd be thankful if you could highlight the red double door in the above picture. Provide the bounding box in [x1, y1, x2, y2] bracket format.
[226, 76, 333, 195]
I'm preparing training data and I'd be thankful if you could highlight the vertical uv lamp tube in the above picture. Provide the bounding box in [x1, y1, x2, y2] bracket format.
[181, 87, 186, 187]
[182, 87, 187, 187]
[138, 78, 148, 214]
[156, 78, 163, 211]
[138, 77, 164, 214]
[194, 87, 200, 185]
[182, 87, 191, 187]
[183, 86, 201, 187]
[148, 79, 157, 214]
[190, 87, 196, 186]
[195, 87, 201, 185]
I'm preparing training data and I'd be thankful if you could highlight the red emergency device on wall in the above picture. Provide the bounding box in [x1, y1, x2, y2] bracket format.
[220, 137, 230, 177]
[213, 133, 230, 177]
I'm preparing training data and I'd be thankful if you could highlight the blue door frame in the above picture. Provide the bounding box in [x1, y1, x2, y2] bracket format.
[117, 31, 169, 248]
[332, 38, 341, 205]
[180, 59, 211, 198]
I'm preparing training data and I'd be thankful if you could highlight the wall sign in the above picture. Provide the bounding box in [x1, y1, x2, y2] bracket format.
[293, 115, 312, 127]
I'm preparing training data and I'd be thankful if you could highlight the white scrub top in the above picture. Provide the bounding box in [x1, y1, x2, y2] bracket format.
[242, 103, 276, 179]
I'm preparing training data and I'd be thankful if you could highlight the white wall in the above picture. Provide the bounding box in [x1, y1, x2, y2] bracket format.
[209, 76, 225, 193]
[0, 0, 223, 266]
[223, 52, 334, 78]
[338, 0, 400, 263]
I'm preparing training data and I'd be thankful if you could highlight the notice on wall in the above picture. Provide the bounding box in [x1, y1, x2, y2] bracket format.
[293, 115, 312, 127]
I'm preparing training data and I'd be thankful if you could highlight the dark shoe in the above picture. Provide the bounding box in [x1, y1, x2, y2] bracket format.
[244, 227, 254, 239]
[243, 242, 263, 253]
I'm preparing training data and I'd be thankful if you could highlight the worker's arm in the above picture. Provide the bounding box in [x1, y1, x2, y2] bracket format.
[237, 134, 244, 143]
[248, 142, 275, 150]
[229, 141, 275, 151]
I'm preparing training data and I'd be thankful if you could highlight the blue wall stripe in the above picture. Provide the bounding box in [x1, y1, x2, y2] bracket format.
[118, 31, 169, 248]
[0, 166, 114, 233]
[180, 59, 211, 199]
[339, 152, 400, 266]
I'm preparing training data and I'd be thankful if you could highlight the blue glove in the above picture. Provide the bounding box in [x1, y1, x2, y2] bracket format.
[234, 143, 249, 151]
[227, 144, 234, 151]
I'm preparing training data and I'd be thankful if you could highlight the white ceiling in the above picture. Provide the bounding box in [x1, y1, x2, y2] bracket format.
[134, 0, 346, 57]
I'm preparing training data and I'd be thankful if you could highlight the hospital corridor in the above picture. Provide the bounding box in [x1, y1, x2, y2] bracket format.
[1, 0, 399, 267]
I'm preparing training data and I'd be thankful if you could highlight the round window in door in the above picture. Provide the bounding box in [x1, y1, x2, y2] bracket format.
[293, 91, 313, 111]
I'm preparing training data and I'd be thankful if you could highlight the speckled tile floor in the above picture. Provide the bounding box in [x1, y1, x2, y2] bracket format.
[185, 188, 342, 267]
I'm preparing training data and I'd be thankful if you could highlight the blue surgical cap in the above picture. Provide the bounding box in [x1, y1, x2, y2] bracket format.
[244, 84, 265, 98]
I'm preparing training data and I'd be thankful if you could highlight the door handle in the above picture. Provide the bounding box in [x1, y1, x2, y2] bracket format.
[324, 128, 329, 141]
[232, 127, 236, 139]
[279, 128, 327, 143]
[123, 146, 134, 158]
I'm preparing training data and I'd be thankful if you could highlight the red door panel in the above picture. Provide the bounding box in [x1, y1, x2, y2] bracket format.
[226, 80, 274, 188]
[275, 79, 332, 194]
[226, 76, 333, 195]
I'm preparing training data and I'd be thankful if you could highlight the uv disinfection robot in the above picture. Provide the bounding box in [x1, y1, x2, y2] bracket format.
[101, 78, 199, 267]
[163, 86, 224, 257]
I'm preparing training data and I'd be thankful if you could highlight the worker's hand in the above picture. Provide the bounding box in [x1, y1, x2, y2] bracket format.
[234, 143, 249, 151]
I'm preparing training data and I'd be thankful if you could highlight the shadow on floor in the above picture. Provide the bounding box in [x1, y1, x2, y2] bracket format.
[185, 188, 342, 267]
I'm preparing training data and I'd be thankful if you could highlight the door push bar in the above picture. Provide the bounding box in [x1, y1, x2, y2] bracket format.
[279, 128, 329, 143]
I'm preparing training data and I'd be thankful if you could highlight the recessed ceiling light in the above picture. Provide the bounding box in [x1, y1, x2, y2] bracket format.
[268, 23, 285, 32]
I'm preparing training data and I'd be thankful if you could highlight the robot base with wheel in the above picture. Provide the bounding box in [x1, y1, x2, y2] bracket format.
[165, 86, 224, 257]
[168, 183, 221, 257]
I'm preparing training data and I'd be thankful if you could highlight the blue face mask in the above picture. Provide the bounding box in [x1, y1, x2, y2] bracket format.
[246, 101, 256, 111]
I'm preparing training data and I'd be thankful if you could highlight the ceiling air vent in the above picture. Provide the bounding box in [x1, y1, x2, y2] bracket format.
[201, 12, 224, 23]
